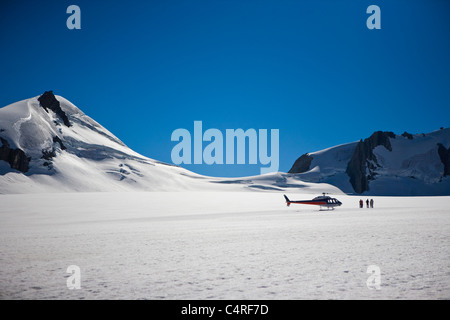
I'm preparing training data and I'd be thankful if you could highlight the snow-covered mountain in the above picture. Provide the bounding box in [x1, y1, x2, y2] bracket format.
[289, 129, 450, 196]
[0, 92, 342, 195]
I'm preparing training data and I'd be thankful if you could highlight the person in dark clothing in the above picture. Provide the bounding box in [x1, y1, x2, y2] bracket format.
[370, 199, 374, 208]
[366, 199, 370, 208]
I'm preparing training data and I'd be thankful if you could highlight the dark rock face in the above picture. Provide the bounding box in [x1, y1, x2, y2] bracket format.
[53, 136, 67, 150]
[346, 131, 396, 194]
[401, 132, 413, 140]
[38, 91, 71, 127]
[0, 138, 30, 173]
[41, 149, 56, 161]
[288, 153, 313, 174]
[437, 143, 450, 177]
[41, 136, 67, 165]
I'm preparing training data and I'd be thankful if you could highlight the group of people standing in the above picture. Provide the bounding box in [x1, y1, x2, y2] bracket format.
[359, 199, 374, 208]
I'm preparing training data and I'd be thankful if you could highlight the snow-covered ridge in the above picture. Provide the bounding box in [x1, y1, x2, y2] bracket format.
[0, 92, 342, 195]
[1, 93, 139, 161]
[289, 129, 450, 196]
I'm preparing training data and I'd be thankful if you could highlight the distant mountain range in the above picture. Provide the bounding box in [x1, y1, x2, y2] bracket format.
[0, 91, 341, 195]
[1, 91, 448, 196]
[289, 128, 450, 196]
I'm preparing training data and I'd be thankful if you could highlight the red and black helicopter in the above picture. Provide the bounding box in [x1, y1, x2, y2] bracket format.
[284, 193, 342, 210]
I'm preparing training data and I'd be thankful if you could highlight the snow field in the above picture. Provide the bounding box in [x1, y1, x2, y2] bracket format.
[0, 192, 449, 299]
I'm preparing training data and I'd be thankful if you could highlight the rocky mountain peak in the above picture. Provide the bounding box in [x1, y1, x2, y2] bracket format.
[38, 91, 71, 127]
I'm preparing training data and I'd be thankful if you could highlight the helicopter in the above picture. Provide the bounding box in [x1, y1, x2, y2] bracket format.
[283, 193, 342, 210]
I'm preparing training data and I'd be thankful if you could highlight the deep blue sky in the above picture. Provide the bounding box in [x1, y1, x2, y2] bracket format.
[1, 0, 449, 177]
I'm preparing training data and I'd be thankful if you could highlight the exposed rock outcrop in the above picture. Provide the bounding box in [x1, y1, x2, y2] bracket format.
[0, 138, 31, 173]
[346, 131, 395, 194]
[437, 143, 450, 177]
[41, 149, 56, 161]
[53, 136, 67, 150]
[38, 91, 71, 127]
[41, 136, 67, 167]
[401, 132, 413, 140]
[288, 153, 313, 174]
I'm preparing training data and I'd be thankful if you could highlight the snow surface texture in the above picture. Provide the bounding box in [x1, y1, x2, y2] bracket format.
[0, 96, 341, 195]
[292, 130, 450, 196]
[0, 192, 449, 300]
